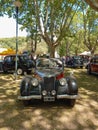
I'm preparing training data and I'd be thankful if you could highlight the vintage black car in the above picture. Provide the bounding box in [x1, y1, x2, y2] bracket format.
[18, 58, 79, 107]
[2, 54, 35, 75]
[0, 60, 3, 72]
[66, 56, 83, 68]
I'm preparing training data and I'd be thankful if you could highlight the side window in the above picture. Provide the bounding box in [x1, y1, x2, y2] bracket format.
[96, 58, 98, 64]
[4, 57, 11, 62]
[12, 56, 19, 62]
[90, 59, 93, 63]
[94, 59, 96, 63]
[91, 58, 96, 63]
[12, 57, 15, 62]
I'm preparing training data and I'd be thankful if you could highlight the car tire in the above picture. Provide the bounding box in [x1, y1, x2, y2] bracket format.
[23, 100, 30, 106]
[17, 68, 23, 75]
[27, 70, 32, 74]
[67, 99, 76, 107]
[2, 66, 8, 73]
[87, 66, 91, 75]
[80, 66, 83, 69]
[23, 71, 27, 75]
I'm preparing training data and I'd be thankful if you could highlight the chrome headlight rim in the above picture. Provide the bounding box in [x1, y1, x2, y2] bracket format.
[59, 78, 67, 86]
[31, 78, 39, 87]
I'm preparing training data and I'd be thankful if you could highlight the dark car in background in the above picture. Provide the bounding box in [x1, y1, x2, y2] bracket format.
[0, 60, 3, 72]
[87, 55, 98, 75]
[66, 56, 83, 68]
[2, 54, 35, 75]
[18, 58, 79, 107]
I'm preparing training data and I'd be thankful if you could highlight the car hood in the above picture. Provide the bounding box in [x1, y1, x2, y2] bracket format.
[36, 68, 63, 78]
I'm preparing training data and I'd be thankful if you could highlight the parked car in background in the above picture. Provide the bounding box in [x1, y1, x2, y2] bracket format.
[66, 56, 83, 68]
[2, 54, 35, 75]
[87, 55, 98, 75]
[18, 58, 79, 107]
[0, 60, 3, 72]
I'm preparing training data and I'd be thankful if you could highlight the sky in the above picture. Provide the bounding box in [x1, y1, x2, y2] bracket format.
[0, 15, 27, 38]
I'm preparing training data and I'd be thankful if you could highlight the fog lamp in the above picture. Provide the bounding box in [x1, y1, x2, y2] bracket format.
[42, 90, 47, 96]
[51, 90, 56, 96]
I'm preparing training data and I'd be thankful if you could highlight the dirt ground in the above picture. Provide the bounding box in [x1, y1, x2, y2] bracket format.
[0, 68, 98, 130]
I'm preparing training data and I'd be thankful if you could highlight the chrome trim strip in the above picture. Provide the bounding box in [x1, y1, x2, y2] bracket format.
[57, 94, 80, 99]
[18, 95, 42, 100]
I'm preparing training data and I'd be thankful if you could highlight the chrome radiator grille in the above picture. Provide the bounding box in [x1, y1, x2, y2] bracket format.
[44, 77, 55, 91]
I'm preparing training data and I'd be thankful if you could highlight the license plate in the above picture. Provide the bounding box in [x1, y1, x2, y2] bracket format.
[44, 96, 55, 102]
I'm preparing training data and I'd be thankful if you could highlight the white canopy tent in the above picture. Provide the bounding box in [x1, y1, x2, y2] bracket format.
[79, 51, 91, 56]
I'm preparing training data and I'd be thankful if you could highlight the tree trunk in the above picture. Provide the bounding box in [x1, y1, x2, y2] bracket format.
[49, 45, 55, 58]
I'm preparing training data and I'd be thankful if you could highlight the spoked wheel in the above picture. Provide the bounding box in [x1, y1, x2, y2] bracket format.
[17, 68, 23, 75]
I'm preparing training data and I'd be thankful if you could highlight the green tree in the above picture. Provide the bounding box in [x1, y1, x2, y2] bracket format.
[84, 0, 98, 11]
[0, 0, 81, 57]
[82, 5, 98, 55]
[0, 37, 26, 50]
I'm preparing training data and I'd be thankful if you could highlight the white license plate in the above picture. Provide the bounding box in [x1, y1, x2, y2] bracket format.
[44, 97, 55, 102]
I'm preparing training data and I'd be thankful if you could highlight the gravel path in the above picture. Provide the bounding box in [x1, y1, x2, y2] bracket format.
[0, 69, 98, 130]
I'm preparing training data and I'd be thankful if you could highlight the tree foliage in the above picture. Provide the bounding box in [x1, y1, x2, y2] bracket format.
[0, 0, 98, 57]
[84, 0, 98, 11]
[0, 37, 26, 50]
[0, 0, 82, 57]
[82, 3, 98, 55]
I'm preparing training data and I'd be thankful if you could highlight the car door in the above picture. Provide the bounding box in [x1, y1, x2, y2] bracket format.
[3, 56, 12, 70]
[94, 57, 98, 73]
[11, 56, 16, 70]
[90, 58, 97, 72]
[90, 58, 95, 72]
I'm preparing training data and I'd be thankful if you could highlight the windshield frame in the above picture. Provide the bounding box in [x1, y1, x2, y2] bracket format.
[36, 58, 63, 69]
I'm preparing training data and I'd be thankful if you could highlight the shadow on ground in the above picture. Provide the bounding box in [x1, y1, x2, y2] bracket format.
[0, 69, 98, 130]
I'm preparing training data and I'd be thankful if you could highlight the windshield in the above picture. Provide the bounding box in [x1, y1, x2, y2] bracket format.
[20, 55, 30, 61]
[36, 58, 63, 69]
[74, 56, 82, 60]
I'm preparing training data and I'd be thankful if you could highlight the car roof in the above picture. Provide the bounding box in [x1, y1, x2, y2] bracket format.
[92, 56, 98, 58]
[5, 54, 27, 57]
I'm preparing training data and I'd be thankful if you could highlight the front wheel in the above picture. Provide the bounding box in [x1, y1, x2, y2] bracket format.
[17, 68, 23, 75]
[23, 100, 31, 106]
[2, 67, 8, 73]
[67, 99, 76, 107]
[80, 66, 83, 69]
[87, 66, 91, 75]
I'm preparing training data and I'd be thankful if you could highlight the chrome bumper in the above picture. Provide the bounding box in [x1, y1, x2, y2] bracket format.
[18, 95, 42, 100]
[18, 94, 80, 100]
[57, 94, 80, 99]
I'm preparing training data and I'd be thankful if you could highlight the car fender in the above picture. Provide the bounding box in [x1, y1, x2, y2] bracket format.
[20, 76, 33, 96]
[66, 76, 78, 94]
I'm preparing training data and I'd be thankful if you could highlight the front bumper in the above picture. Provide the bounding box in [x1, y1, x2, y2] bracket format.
[57, 94, 80, 99]
[18, 95, 42, 100]
[18, 94, 80, 100]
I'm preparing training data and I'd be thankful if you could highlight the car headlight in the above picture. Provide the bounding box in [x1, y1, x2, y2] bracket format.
[59, 78, 67, 86]
[31, 78, 39, 87]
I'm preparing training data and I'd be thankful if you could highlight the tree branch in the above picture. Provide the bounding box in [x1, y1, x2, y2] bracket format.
[84, 0, 98, 11]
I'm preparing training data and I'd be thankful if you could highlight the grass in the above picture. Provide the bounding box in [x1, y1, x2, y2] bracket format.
[0, 68, 98, 130]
